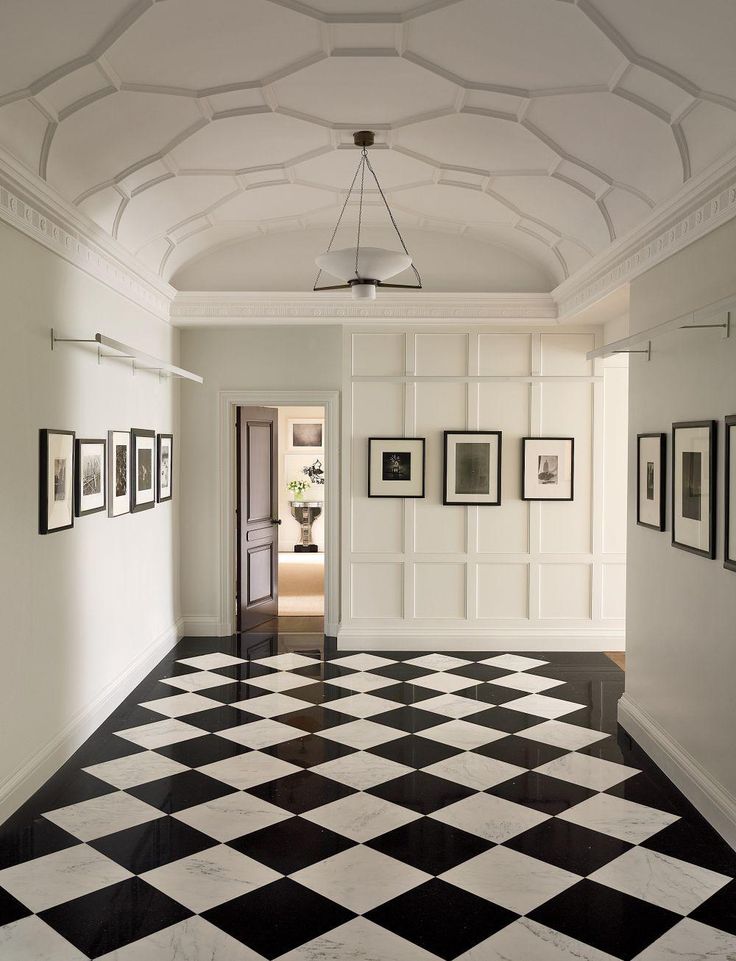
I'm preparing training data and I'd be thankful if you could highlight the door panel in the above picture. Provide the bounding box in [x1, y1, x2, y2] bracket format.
[236, 406, 279, 631]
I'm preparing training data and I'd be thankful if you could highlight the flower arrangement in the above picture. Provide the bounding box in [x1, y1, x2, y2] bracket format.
[287, 479, 311, 501]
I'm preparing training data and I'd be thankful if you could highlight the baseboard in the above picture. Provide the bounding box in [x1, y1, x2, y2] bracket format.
[181, 615, 227, 636]
[618, 693, 736, 852]
[337, 627, 625, 652]
[0, 618, 183, 827]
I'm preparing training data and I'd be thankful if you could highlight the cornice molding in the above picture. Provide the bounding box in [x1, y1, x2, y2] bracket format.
[0, 148, 174, 321]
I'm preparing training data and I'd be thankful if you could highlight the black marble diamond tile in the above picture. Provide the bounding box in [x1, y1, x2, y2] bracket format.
[529, 879, 680, 961]
[0, 885, 32, 926]
[503, 817, 632, 876]
[40, 876, 191, 959]
[277, 704, 348, 735]
[488, 770, 596, 815]
[642, 817, 736, 877]
[378, 683, 440, 706]
[370, 662, 431, 682]
[247, 769, 355, 814]
[371, 706, 442, 734]
[155, 733, 250, 767]
[299, 662, 356, 680]
[468, 706, 540, 733]
[209, 661, 275, 681]
[262, 734, 356, 768]
[366, 878, 517, 960]
[690, 879, 736, 936]
[0, 817, 79, 871]
[478, 683, 533, 705]
[229, 816, 355, 874]
[203, 878, 354, 959]
[368, 770, 475, 815]
[193, 682, 244, 704]
[32, 769, 118, 813]
[474, 734, 568, 768]
[180, 704, 253, 732]
[367, 733, 461, 768]
[367, 816, 493, 875]
[90, 816, 215, 874]
[74, 736, 147, 768]
[126, 770, 236, 814]
[605, 771, 683, 815]
[447, 663, 512, 682]
[290, 682, 353, 705]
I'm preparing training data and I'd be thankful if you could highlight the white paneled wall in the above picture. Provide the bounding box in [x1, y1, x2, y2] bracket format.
[340, 327, 627, 650]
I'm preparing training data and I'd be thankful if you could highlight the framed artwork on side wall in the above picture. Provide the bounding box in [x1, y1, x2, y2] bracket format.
[522, 437, 575, 501]
[131, 428, 156, 512]
[443, 431, 502, 506]
[108, 430, 130, 517]
[637, 433, 666, 531]
[157, 434, 173, 502]
[39, 429, 75, 533]
[672, 420, 716, 558]
[725, 415, 736, 572]
[75, 438, 106, 517]
[368, 437, 426, 497]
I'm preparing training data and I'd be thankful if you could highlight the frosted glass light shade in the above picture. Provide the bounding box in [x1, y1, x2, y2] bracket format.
[316, 246, 412, 283]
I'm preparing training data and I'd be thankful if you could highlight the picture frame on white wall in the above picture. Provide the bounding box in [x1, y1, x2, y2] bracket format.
[75, 438, 106, 517]
[636, 433, 666, 531]
[131, 428, 156, 513]
[368, 437, 426, 498]
[672, 420, 716, 559]
[522, 437, 574, 501]
[724, 415, 736, 572]
[39, 429, 75, 534]
[443, 431, 502, 506]
[108, 430, 130, 517]
[288, 418, 324, 452]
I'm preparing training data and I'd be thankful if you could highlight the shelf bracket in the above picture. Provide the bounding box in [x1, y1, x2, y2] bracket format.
[612, 341, 651, 362]
[679, 311, 731, 339]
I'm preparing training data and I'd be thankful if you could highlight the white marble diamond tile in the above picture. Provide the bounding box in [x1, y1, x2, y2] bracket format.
[174, 791, 292, 842]
[292, 845, 429, 914]
[414, 693, 489, 719]
[410, 673, 482, 694]
[198, 751, 300, 789]
[317, 719, 404, 750]
[456, 917, 619, 961]
[430, 792, 549, 843]
[139, 692, 221, 718]
[311, 751, 412, 790]
[633, 918, 736, 961]
[303, 791, 421, 842]
[489, 672, 565, 694]
[329, 654, 398, 671]
[276, 917, 441, 961]
[557, 793, 679, 843]
[423, 753, 524, 791]
[43, 791, 163, 842]
[217, 718, 304, 749]
[177, 653, 245, 670]
[405, 654, 472, 671]
[159, 671, 234, 692]
[503, 693, 586, 719]
[518, 719, 609, 751]
[0, 916, 88, 961]
[82, 751, 189, 789]
[418, 719, 505, 750]
[324, 672, 395, 693]
[253, 653, 321, 670]
[96, 915, 265, 960]
[479, 655, 548, 672]
[589, 846, 730, 914]
[143, 844, 279, 913]
[534, 752, 639, 791]
[114, 718, 205, 749]
[441, 845, 579, 914]
[230, 692, 313, 718]
[241, 671, 315, 693]
[321, 692, 399, 718]
[0, 843, 131, 912]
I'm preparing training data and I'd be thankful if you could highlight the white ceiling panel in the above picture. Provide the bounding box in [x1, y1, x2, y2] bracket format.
[212, 184, 334, 221]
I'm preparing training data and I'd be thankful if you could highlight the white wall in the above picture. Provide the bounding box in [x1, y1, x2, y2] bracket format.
[620, 218, 736, 846]
[277, 405, 325, 552]
[0, 221, 180, 820]
[341, 326, 628, 648]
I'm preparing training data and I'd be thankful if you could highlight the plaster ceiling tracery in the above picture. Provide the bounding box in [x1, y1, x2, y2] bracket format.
[0, 0, 735, 292]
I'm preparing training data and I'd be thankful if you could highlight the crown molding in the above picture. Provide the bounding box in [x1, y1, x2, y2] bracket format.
[0, 147, 175, 321]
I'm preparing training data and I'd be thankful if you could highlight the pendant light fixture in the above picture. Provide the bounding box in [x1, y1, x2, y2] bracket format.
[314, 131, 422, 300]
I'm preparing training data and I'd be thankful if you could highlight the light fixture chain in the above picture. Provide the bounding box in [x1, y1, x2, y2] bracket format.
[365, 153, 422, 288]
[354, 149, 367, 279]
[313, 150, 364, 291]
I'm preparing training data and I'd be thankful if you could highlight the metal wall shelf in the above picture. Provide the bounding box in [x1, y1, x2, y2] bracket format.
[51, 329, 204, 384]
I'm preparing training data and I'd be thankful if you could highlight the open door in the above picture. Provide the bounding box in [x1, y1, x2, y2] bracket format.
[236, 406, 279, 632]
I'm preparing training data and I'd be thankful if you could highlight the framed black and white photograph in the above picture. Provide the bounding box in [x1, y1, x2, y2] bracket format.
[522, 437, 575, 501]
[443, 431, 502, 506]
[672, 420, 716, 558]
[108, 430, 130, 518]
[39, 429, 75, 534]
[157, 433, 173, 503]
[131, 428, 156, 513]
[288, 418, 324, 452]
[637, 433, 666, 531]
[724, 415, 736, 572]
[368, 437, 426, 498]
[75, 438, 106, 517]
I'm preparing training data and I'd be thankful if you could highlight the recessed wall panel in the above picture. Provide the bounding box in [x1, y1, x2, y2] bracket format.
[602, 364, 629, 555]
[414, 563, 466, 619]
[540, 333, 595, 376]
[478, 333, 531, 376]
[352, 563, 403, 618]
[602, 563, 626, 620]
[539, 564, 591, 619]
[415, 333, 468, 376]
[352, 333, 406, 376]
[477, 564, 529, 619]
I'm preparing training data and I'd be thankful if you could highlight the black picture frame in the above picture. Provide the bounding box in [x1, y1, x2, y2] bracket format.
[368, 437, 426, 498]
[75, 438, 106, 517]
[131, 428, 156, 513]
[521, 437, 575, 501]
[725, 415, 736, 573]
[443, 430, 502, 506]
[672, 420, 716, 559]
[157, 433, 173, 503]
[39, 429, 75, 534]
[636, 432, 666, 531]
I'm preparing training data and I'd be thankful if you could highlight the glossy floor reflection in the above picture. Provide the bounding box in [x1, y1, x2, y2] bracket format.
[1, 637, 735, 960]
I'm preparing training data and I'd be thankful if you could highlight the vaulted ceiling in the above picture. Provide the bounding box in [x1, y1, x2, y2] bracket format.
[2, 0, 736, 292]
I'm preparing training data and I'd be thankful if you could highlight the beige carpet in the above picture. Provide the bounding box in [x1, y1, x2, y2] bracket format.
[278, 553, 325, 616]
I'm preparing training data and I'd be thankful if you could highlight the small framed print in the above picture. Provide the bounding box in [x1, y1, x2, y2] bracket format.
[724, 415, 736, 572]
[443, 431, 502, 506]
[39, 429, 75, 533]
[75, 438, 106, 517]
[672, 420, 716, 558]
[157, 433, 173, 503]
[288, 418, 324, 452]
[108, 430, 130, 518]
[522, 437, 574, 501]
[368, 437, 426, 498]
[131, 428, 156, 513]
[637, 433, 666, 531]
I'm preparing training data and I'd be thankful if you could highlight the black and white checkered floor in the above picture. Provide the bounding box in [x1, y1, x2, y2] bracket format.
[1, 638, 735, 960]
